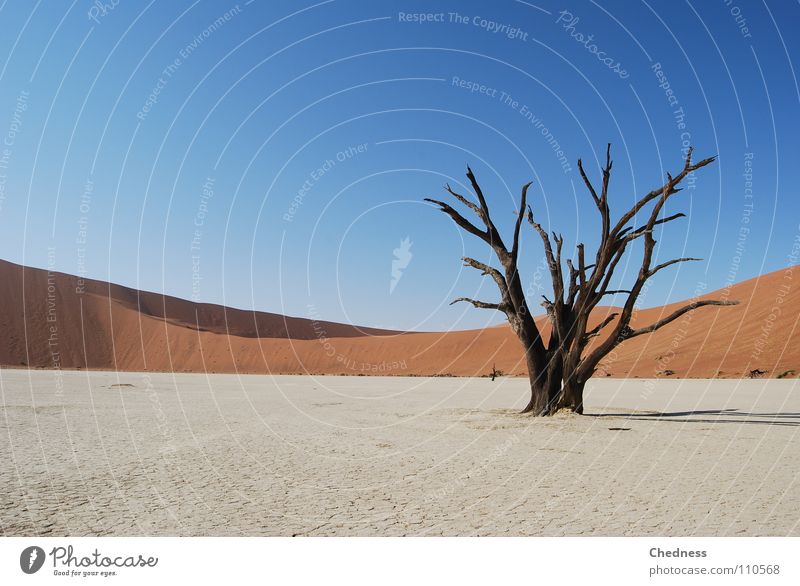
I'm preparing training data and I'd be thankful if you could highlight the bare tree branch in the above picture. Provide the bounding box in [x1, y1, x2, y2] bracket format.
[552, 232, 565, 302]
[527, 206, 562, 301]
[577, 244, 587, 286]
[625, 299, 739, 339]
[449, 297, 507, 312]
[511, 182, 533, 261]
[444, 183, 482, 219]
[594, 246, 627, 302]
[648, 257, 702, 277]
[584, 312, 618, 341]
[465, 166, 508, 254]
[462, 257, 508, 294]
[566, 258, 580, 305]
[577, 158, 600, 207]
[611, 150, 715, 236]
[424, 198, 488, 243]
[600, 143, 612, 204]
[620, 212, 687, 240]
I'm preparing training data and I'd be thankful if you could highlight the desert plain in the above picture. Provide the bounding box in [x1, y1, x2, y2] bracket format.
[2, 370, 798, 536]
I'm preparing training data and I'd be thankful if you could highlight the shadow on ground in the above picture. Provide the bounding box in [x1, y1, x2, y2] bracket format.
[593, 408, 800, 427]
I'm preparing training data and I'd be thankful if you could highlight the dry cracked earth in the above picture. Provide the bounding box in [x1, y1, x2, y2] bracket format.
[2, 371, 799, 536]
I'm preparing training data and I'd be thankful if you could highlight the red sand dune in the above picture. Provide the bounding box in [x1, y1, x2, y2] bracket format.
[0, 258, 798, 378]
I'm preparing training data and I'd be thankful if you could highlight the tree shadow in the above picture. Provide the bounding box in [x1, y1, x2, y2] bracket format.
[592, 408, 800, 427]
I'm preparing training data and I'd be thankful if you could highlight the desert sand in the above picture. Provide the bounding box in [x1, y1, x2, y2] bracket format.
[1, 370, 798, 536]
[1, 258, 798, 379]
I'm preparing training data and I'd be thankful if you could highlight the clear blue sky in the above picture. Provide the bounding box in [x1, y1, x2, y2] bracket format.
[0, 0, 797, 331]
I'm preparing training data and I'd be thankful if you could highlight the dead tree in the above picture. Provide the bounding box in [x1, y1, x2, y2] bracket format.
[427, 145, 738, 416]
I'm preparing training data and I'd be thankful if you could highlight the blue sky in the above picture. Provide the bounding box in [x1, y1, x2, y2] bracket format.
[0, 0, 797, 331]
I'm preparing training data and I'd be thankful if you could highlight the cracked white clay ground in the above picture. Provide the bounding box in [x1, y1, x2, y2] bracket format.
[1, 371, 798, 536]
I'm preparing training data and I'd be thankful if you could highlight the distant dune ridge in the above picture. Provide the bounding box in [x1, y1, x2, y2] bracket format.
[0, 258, 797, 378]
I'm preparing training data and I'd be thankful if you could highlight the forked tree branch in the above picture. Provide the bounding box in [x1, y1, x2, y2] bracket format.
[462, 257, 509, 298]
[611, 148, 715, 237]
[466, 166, 507, 254]
[424, 198, 488, 243]
[444, 184, 483, 219]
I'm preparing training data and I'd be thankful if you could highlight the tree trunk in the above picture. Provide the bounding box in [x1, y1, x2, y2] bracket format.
[521, 350, 563, 415]
[545, 351, 564, 409]
[521, 350, 549, 415]
[558, 379, 586, 414]
[543, 352, 585, 415]
[520, 380, 549, 415]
